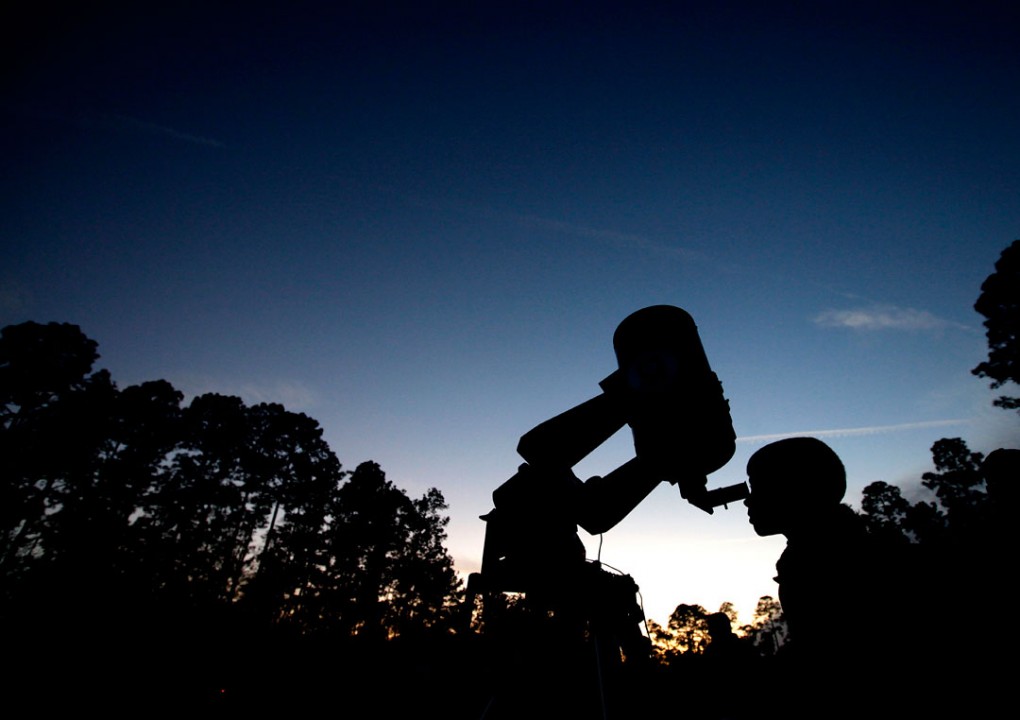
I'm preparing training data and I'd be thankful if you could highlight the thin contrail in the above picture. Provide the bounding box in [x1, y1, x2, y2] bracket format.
[736, 418, 972, 444]
[399, 190, 703, 261]
[0, 104, 224, 148]
[101, 113, 225, 147]
[514, 214, 703, 260]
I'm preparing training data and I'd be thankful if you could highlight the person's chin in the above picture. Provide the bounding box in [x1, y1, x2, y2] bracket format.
[750, 520, 781, 537]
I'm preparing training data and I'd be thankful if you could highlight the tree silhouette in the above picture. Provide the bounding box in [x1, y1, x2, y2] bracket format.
[388, 486, 459, 636]
[136, 393, 255, 607]
[0, 320, 475, 714]
[645, 620, 672, 662]
[859, 481, 912, 545]
[973, 239, 1020, 412]
[50, 379, 183, 597]
[671, 604, 711, 654]
[853, 437, 998, 677]
[1, 321, 460, 648]
[649, 603, 710, 659]
[717, 600, 738, 625]
[238, 401, 345, 627]
[860, 479, 947, 545]
[857, 437, 990, 549]
[321, 461, 459, 639]
[921, 437, 986, 533]
[745, 595, 787, 655]
[0, 321, 117, 601]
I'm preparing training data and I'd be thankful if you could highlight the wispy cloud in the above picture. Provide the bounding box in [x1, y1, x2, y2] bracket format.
[737, 418, 972, 444]
[813, 304, 973, 332]
[515, 214, 703, 260]
[100, 113, 225, 147]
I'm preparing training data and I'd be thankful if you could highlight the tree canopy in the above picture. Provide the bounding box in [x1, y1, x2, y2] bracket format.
[973, 239, 1020, 412]
[0, 320, 460, 641]
[856, 437, 990, 549]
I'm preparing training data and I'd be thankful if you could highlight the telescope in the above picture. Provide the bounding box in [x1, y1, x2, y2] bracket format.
[475, 305, 746, 596]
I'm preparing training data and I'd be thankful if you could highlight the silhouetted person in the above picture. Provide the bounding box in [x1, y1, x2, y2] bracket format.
[744, 438, 873, 658]
[740, 438, 967, 716]
[702, 612, 757, 718]
[704, 612, 751, 659]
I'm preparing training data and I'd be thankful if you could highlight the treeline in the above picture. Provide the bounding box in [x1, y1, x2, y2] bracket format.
[1, 320, 473, 705]
[1, 322, 467, 709]
[648, 595, 786, 660]
[859, 437, 1005, 547]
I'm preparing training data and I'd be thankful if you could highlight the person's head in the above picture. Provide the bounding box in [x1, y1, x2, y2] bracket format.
[706, 612, 734, 639]
[744, 437, 846, 537]
[983, 448, 1020, 503]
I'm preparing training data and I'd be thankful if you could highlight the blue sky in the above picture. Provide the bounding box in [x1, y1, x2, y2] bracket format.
[3, 1, 1018, 624]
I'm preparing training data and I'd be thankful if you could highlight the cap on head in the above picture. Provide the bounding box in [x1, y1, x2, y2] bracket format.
[746, 437, 846, 505]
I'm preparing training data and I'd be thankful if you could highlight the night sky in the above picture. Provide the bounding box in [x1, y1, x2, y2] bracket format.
[4, 1, 1018, 624]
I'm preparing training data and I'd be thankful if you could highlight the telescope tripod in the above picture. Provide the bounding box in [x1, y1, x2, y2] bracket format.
[469, 558, 652, 720]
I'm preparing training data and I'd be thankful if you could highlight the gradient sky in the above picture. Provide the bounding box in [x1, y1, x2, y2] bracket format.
[3, 1, 1018, 625]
